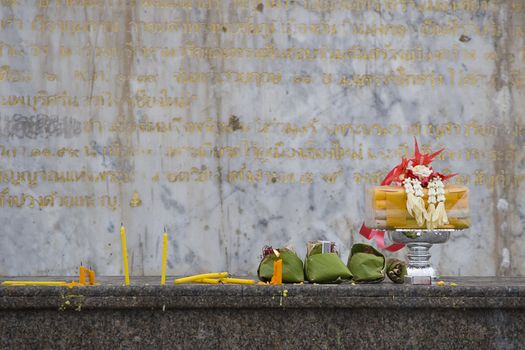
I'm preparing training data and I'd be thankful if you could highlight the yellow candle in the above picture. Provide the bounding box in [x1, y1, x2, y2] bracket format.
[87, 269, 96, 285]
[194, 278, 221, 284]
[161, 231, 168, 286]
[120, 224, 130, 286]
[79, 266, 87, 285]
[272, 259, 283, 285]
[220, 278, 256, 285]
[2, 281, 69, 286]
[174, 272, 229, 284]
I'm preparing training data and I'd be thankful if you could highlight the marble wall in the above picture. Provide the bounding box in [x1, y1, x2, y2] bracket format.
[0, 0, 523, 277]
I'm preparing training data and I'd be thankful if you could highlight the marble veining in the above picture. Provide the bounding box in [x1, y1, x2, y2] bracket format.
[0, 1, 523, 276]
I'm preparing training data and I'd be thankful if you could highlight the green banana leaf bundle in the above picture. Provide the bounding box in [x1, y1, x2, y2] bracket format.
[257, 246, 304, 283]
[347, 243, 386, 283]
[386, 258, 407, 284]
[304, 241, 352, 284]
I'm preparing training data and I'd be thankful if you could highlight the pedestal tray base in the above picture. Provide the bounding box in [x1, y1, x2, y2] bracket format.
[388, 229, 460, 285]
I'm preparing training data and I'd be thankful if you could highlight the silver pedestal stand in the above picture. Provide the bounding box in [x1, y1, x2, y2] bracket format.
[388, 229, 459, 284]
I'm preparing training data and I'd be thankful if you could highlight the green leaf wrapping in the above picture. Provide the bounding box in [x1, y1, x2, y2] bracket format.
[347, 243, 386, 283]
[304, 252, 352, 284]
[308, 243, 324, 256]
[386, 258, 407, 284]
[257, 249, 304, 283]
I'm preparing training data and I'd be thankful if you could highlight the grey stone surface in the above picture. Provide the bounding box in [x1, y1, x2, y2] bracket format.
[0, 1, 523, 277]
[0, 277, 524, 349]
[2, 308, 525, 349]
[2, 277, 525, 310]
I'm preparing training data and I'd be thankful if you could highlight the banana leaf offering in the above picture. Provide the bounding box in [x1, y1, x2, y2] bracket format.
[347, 243, 386, 283]
[386, 258, 407, 284]
[304, 241, 352, 284]
[257, 246, 304, 283]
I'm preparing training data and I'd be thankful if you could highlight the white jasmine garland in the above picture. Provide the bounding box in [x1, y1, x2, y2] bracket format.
[426, 180, 437, 228]
[403, 178, 414, 194]
[432, 178, 448, 227]
[426, 178, 449, 229]
[409, 164, 433, 178]
[411, 178, 424, 197]
[404, 178, 427, 227]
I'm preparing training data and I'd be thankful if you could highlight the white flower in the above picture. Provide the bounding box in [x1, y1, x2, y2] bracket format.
[410, 165, 433, 178]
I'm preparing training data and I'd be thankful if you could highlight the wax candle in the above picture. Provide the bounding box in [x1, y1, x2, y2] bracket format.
[220, 278, 256, 285]
[161, 231, 168, 286]
[174, 272, 229, 284]
[272, 259, 283, 285]
[87, 269, 96, 285]
[194, 278, 221, 284]
[120, 224, 130, 286]
[79, 266, 87, 285]
[2, 281, 69, 286]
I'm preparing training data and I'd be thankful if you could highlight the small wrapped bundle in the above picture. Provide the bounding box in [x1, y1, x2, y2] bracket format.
[257, 246, 304, 283]
[386, 258, 407, 284]
[304, 241, 352, 284]
[347, 244, 385, 283]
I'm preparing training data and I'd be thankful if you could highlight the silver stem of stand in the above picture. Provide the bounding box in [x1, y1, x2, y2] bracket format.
[406, 242, 436, 279]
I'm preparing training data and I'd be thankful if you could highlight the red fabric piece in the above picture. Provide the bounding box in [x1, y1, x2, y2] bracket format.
[412, 138, 444, 166]
[380, 157, 409, 186]
[359, 224, 405, 252]
[432, 171, 458, 182]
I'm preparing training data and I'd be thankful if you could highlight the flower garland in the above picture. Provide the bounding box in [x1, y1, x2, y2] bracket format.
[426, 177, 448, 229]
[403, 178, 426, 227]
[360, 139, 458, 251]
[402, 165, 450, 229]
[383, 139, 456, 230]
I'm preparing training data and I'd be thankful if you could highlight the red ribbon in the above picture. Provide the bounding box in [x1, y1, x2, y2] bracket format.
[359, 224, 405, 252]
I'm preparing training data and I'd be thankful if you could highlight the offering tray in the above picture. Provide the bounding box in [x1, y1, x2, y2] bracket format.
[388, 229, 463, 284]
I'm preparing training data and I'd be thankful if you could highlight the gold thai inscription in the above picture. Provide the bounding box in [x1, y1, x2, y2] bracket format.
[0, 188, 122, 210]
[0, 0, 521, 214]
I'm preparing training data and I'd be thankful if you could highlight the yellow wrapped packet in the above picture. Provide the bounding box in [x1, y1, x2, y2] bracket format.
[365, 185, 470, 230]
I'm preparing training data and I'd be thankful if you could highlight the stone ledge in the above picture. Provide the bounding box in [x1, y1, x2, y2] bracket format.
[1, 277, 524, 349]
[1, 277, 525, 310]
